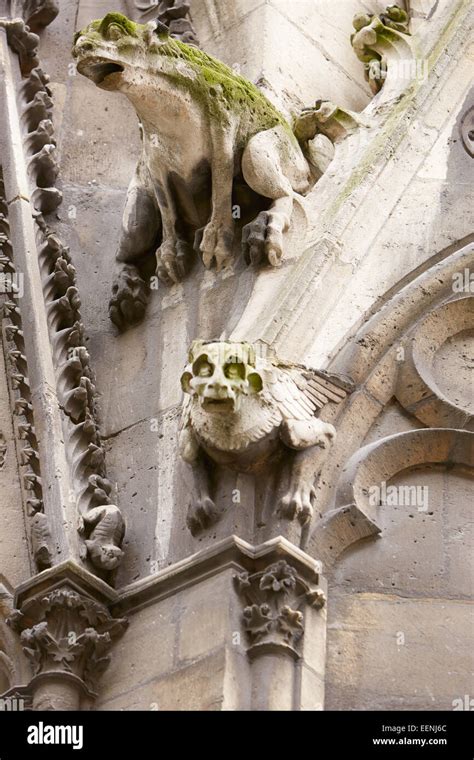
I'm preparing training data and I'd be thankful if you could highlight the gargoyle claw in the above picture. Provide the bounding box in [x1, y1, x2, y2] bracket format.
[157, 239, 191, 284]
[242, 210, 288, 268]
[186, 497, 223, 535]
[277, 487, 315, 525]
[196, 222, 234, 272]
[109, 264, 149, 331]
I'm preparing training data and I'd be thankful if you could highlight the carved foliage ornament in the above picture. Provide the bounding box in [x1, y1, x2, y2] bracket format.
[0, 172, 51, 571]
[37, 231, 125, 575]
[351, 4, 411, 94]
[9, 1, 59, 32]
[1, 17, 39, 76]
[7, 588, 127, 693]
[234, 560, 325, 658]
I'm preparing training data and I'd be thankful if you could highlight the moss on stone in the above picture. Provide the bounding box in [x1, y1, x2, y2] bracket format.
[74, 12, 144, 45]
[98, 12, 141, 37]
[74, 13, 296, 143]
[155, 36, 294, 139]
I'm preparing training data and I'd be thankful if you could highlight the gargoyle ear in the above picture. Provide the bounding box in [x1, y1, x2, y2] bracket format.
[188, 339, 205, 362]
[181, 371, 193, 394]
[247, 344, 256, 366]
[248, 372, 263, 394]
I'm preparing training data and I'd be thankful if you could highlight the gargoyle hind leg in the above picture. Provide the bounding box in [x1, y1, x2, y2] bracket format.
[242, 125, 311, 266]
[154, 175, 194, 285]
[195, 123, 236, 272]
[110, 159, 161, 331]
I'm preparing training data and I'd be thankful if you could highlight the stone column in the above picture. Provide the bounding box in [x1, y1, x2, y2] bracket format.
[234, 551, 327, 710]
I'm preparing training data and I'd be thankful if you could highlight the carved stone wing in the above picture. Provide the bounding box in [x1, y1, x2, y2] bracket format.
[264, 364, 351, 422]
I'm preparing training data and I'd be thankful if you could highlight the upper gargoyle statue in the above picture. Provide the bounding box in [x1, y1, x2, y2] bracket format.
[179, 341, 352, 534]
[72, 13, 326, 329]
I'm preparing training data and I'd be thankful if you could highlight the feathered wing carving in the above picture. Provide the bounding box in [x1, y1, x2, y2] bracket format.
[263, 365, 350, 447]
[262, 364, 351, 450]
[265, 364, 349, 417]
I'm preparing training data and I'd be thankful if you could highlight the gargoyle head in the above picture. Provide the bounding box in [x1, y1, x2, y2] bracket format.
[72, 12, 174, 91]
[181, 341, 263, 414]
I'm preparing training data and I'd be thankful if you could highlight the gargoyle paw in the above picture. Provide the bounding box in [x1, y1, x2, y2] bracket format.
[196, 222, 234, 272]
[109, 264, 149, 331]
[186, 497, 223, 535]
[277, 486, 315, 525]
[242, 210, 290, 268]
[156, 239, 192, 284]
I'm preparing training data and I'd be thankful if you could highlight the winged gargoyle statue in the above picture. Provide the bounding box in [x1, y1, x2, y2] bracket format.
[179, 341, 352, 534]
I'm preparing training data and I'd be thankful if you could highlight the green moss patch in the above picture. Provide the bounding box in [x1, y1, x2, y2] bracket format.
[157, 37, 293, 138]
[74, 11, 144, 45]
[98, 12, 141, 37]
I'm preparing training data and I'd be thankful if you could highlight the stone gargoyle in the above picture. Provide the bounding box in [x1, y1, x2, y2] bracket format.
[72, 13, 342, 330]
[179, 341, 352, 534]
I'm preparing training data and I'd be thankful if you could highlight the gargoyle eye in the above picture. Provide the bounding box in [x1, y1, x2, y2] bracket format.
[193, 356, 213, 378]
[224, 362, 245, 380]
[248, 372, 263, 393]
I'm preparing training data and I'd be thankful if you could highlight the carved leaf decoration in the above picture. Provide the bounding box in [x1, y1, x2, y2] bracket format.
[259, 560, 298, 594]
[242, 604, 272, 638]
[20, 622, 52, 669]
[47, 636, 82, 665]
[234, 571, 251, 594]
[277, 606, 304, 643]
[306, 589, 326, 610]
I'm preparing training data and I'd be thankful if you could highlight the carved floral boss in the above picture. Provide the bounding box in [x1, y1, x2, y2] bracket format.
[72, 13, 339, 330]
[179, 341, 351, 534]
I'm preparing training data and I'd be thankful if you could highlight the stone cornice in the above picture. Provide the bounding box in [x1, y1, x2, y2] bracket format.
[110, 535, 324, 617]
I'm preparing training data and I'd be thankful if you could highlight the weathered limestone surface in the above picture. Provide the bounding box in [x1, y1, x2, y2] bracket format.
[0, 0, 472, 711]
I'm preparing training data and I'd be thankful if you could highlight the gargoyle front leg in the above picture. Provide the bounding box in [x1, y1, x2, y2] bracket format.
[197, 123, 236, 272]
[277, 418, 336, 524]
[187, 454, 225, 535]
[179, 426, 224, 535]
[277, 448, 317, 524]
[110, 158, 161, 330]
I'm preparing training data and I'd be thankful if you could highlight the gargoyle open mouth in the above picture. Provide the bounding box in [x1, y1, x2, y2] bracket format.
[77, 59, 124, 85]
[202, 398, 235, 412]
